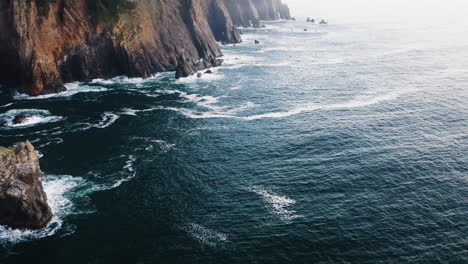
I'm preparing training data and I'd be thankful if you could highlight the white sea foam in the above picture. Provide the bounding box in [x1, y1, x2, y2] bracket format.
[185, 223, 229, 247]
[38, 138, 64, 148]
[150, 140, 176, 152]
[259, 46, 305, 53]
[0, 103, 13, 108]
[94, 112, 120, 129]
[108, 155, 137, 189]
[250, 186, 301, 221]
[176, 70, 225, 83]
[0, 175, 86, 244]
[0, 109, 64, 129]
[167, 89, 413, 120]
[14, 83, 108, 100]
[91, 73, 163, 86]
[77, 112, 120, 131]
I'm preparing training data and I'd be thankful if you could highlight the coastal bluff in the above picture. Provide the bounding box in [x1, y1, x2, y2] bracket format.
[0, 141, 52, 229]
[0, 0, 292, 96]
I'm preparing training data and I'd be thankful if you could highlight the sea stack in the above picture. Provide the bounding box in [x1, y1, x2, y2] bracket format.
[0, 141, 52, 229]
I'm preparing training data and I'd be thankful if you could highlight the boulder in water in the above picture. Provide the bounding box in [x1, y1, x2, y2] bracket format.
[204, 70, 213, 74]
[255, 40, 260, 44]
[12, 115, 32, 125]
[197, 72, 203, 78]
[0, 141, 52, 229]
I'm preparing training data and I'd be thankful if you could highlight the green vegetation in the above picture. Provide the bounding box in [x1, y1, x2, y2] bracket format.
[86, 0, 137, 25]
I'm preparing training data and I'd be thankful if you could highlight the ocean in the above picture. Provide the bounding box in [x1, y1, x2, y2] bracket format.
[0, 18, 467, 263]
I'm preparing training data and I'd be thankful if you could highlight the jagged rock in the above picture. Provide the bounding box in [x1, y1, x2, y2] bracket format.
[13, 115, 31, 125]
[0, 141, 52, 229]
[175, 53, 196, 79]
[252, 18, 262, 28]
[320, 19, 328, 25]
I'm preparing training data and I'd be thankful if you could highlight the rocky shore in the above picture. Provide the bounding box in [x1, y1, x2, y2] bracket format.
[0, 0, 292, 96]
[0, 141, 52, 229]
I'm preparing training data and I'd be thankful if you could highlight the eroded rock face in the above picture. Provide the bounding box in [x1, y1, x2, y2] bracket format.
[0, 0, 291, 95]
[0, 141, 52, 229]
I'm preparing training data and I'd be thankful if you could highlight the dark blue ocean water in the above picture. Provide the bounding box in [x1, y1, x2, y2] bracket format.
[0, 19, 467, 263]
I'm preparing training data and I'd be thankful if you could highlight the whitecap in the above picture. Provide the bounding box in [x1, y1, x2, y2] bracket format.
[76, 112, 120, 131]
[108, 155, 137, 189]
[249, 186, 301, 221]
[0, 103, 13, 108]
[184, 223, 229, 247]
[150, 140, 176, 153]
[176, 70, 225, 83]
[88, 155, 138, 191]
[14, 83, 108, 100]
[91, 73, 163, 86]
[93, 112, 119, 129]
[0, 109, 64, 129]
[166, 89, 415, 120]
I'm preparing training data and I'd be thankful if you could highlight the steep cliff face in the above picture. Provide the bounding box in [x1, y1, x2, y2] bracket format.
[0, 141, 52, 229]
[225, 0, 291, 28]
[0, 0, 291, 96]
[252, 0, 291, 20]
[225, 0, 260, 28]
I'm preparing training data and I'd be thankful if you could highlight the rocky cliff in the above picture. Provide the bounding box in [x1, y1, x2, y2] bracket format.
[0, 0, 291, 96]
[0, 141, 52, 229]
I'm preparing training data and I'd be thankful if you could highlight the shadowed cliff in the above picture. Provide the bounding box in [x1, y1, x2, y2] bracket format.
[0, 0, 291, 96]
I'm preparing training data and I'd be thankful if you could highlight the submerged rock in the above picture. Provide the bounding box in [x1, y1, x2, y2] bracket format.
[255, 40, 260, 44]
[0, 141, 52, 229]
[197, 73, 203, 78]
[205, 70, 213, 74]
[12, 115, 32, 125]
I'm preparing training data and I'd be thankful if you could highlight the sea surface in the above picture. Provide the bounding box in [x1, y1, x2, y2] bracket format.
[0, 18, 467, 263]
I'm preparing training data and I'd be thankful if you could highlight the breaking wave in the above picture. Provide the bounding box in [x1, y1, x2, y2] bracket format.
[0, 109, 64, 129]
[249, 186, 301, 221]
[0, 175, 86, 244]
[184, 223, 229, 247]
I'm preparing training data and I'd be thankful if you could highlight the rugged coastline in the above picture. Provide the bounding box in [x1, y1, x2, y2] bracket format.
[0, 0, 292, 96]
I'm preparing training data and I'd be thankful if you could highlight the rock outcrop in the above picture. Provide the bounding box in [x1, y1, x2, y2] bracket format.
[0, 141, 52, 229]
[0, 0, 291, 96]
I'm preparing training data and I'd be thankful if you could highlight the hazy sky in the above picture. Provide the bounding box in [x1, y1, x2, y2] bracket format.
[284, 0, 468, 22]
